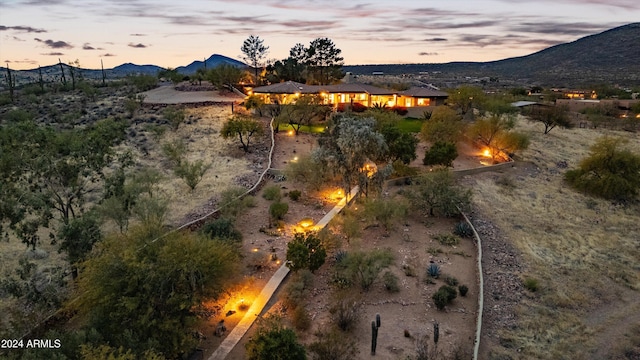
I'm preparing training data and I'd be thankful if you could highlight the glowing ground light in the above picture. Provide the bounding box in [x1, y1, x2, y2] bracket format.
[288, 130, 294, 136]
[483, 149, 491, 157]
[298, 217, 314, 228]
[252, 248, 259, 252]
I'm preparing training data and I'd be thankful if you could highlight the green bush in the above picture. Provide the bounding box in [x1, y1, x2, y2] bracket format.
[445, 276, 459, 287]
[175, 159, 210, 191]
[383, 271, 400, 293]
[201, 218, 242, 242]
[269, 201, 289, 221]
[423, 141, 458, 167]
[308, 329, 359, 360]
[335, 249, 394, 291]
[435, 233, 459, 246]
[286, 232, 327, 273]
[458, 284, 469, 297]
[288, 189, 302, 201]
[246, 316, 307, 360]
[262, 185, 282, 201]
[432, 285, 457, 310]
[523, 277, 539, 292]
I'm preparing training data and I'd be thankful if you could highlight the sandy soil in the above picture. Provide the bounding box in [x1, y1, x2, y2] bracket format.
[141, 84, 244, 104]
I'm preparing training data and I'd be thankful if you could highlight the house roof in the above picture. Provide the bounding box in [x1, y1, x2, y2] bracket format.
[252, 81, 319, 94]
[399, 87, 448, 98]
[511, 101, 539, 107]
[320, 83, 395, 95]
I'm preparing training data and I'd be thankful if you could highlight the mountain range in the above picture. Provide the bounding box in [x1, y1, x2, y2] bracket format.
[2, 23, 639, 87]
[344, 23, 640, 86]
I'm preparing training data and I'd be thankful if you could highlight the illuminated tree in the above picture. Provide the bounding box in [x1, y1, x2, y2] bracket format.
[467, 101, 529, 160]
[447, 86, 485, 116]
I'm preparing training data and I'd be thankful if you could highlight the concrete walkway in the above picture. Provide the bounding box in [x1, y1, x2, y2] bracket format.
[208, 186, 359, 360]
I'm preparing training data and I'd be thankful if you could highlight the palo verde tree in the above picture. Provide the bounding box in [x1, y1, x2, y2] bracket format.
[221, 114, 265, 152]
[241, 35, 269, 85]
[277, 94, 329, 135]
[447, 85, 486, 117]
[408, 167, 472, 217]
[420, 105, 465, 144]
[0, 117, 127, 250]
[207, 63, 249, 91]
[526, 104, 574, 134]
[314, 116, 388, 196]
[75, 226, 240, 358]
[467, 100, 529, 160]
[286, 232, 327, 273]
[565, 136, 640, 201]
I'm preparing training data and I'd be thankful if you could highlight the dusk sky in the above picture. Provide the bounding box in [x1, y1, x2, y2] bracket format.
[1, 0, 639, 70]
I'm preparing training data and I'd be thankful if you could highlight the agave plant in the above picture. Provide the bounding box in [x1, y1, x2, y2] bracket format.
[427, 263, 441, 278]
[453, 221, 474, 238]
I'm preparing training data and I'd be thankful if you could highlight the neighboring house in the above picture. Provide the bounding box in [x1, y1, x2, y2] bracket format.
[249, 81, 448, 108]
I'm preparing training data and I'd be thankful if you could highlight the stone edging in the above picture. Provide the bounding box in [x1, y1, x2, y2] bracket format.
[460, 210, 484, 360]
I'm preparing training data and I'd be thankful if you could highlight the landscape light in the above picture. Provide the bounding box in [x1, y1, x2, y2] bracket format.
[483, 149, 491, 157]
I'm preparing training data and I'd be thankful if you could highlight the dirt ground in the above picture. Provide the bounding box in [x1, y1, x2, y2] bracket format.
[196, 129, 482, 360]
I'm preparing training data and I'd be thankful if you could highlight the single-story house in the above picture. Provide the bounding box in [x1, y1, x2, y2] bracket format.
[249, 81, 448, 108]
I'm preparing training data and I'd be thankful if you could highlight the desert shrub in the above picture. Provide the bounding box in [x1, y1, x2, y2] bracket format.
[286, 232, 327, 273]
[163, 106, 186, 130]
[219, 187, 252, 218]
[245, 315, 306, 360]
[162, 139, 187, 166]
[288, 189, 302, 201]
[426, 263, 441, 279]
[453, 221, 474, 238]
[391, 106, 408, 115]
[523, 277, 539, 292]
[330, 297, 360, 332]
[335, 249, 394, 291]
[201, 217, 242, 242]
[391, 159, 419, 178]
[383, 271, 400, 293]
[458, 284, 469, 297]
[282, 279, 306, 310]
[340, 212, 361, 242]
[432, 285, 457, 310]
[408, 167, 472, 217]
[564, 136, 640, 201]
[362, 197, 408, 231]
[317, 227, 341, 252]
[308, 329, 359, 360]
[352, 102, 368, 112]
[427, 247, 443, 256]
[175, 159, 210, 191]
[127, 74, 158, 91]
[292, 305, 311, 331]
[262, 185, 282, 201]
[423, 141, 458, 167]
[445, 276, 459, 286]
[435, 233, 459, 246]
[3, 108, 33, 123]
[269, 201, 289, 221]
[285, 154, 329, 191]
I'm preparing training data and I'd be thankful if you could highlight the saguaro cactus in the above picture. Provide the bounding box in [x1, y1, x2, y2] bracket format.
[371, 320, 378, 355]
[433, 322, 439, 344]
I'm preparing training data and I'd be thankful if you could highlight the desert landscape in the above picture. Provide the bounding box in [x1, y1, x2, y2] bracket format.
[1, 21, 640, 358]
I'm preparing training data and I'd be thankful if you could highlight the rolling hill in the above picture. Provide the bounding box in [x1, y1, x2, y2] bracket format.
[344, 23, 640, 86]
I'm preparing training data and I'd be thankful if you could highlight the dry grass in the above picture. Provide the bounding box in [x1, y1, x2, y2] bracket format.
[473, 117, 640, 358]
[125, 106, 252, 225]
